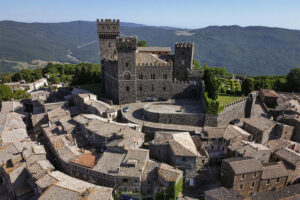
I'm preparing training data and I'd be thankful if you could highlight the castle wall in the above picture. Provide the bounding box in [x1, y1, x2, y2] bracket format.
[143, 103, 205, 126]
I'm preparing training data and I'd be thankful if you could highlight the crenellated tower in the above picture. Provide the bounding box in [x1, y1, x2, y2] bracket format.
[97, 19, 120, 61]
[116, 36, 137, 104]
[174, 43, 194, 81]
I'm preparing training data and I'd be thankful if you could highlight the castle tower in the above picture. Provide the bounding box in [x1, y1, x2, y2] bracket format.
[97, 19, 120, 61]
[174, 43, 194, 81]
[116, 36, 137, 104]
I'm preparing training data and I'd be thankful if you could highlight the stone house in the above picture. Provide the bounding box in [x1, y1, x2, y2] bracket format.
[277, 114, 300, 143]
[149, 131, 208, 187]
[272, 145, 300, 185]
[258, 162, 288, 192]
[73, 115, 144, 151]
[5, 78, 48, 92]
[199, 127, 226, 164]
[220, 157, 263, 196]
[273, 123, 294, 140]
[243, 116, 277, 144]
[259, 89, 279, 108]
[223, 125, 253, 154]
[227, 140, 271, 164]
[37, 171, 114, 200]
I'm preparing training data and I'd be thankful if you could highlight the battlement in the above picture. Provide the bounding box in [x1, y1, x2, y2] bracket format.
[116, 36, 137, 51]
[175, 42, 194, 48]
[97, 18, 120, 34]
[136, 62, 172, 67]
[97, 19, 120, 25]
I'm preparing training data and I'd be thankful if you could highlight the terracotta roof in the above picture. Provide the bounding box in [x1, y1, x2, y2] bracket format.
[70, 153, 97, 168]
[223, 157, 263, 174]
[158, 163, 183, 182]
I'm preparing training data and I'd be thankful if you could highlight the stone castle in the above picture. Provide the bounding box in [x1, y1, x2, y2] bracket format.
[97, 19, 204, 104]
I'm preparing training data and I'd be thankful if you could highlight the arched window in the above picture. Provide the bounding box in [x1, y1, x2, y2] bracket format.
[124, 73, 131, 80]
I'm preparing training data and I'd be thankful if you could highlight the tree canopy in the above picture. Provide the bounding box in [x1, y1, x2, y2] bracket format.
[286, 68, 300, 92]
[137, 40, 147, 47]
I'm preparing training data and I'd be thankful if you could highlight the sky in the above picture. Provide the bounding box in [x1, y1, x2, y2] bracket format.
[0, 0, 300, 30]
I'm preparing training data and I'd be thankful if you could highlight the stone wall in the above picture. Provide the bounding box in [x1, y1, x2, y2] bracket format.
[143, 103, 205, 126]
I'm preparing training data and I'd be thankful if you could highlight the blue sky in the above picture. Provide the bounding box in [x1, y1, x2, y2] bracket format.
[0, 0, 300, 29]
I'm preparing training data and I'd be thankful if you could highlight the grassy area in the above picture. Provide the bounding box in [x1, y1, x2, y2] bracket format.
[217, 94, 243, 107]
[77, 83, 103, 97]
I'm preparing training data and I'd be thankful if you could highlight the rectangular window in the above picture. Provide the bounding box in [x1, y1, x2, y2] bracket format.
[163, 86, 166, 91]
[151, 74, 155, 80]
[126, 86, 130, 92]
[240, 184, 243, 190]
[241, 174, 245, 180]
[276, 178, 280, 183]
[253, 172, 256, 178]
[251, 182, 255, 188]
[123, 179, 128, 183]
[152, 84, 154, 91]
[139, 73, 143, 80]
[163, 74, 168, 80]
[139, 86, 142, 91]
[267, 179, 270, 185]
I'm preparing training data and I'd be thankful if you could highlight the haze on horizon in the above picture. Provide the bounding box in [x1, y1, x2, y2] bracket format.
[0, 0, 300, 30]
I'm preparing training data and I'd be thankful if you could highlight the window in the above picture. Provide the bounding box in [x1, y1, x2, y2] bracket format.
[267, 179, 270, 185]
[126, 86, 130, 92]
[253, 172, 256, 178]
[182, 157, 186, 162]
[182, 60, 185, 65]
[108, 42, 111, 47]
[125, 74, 130, 80]
[241, 174, 245, 180]
[251, 182, 255, 188]
[138, 73, 143, 80]
[139, 86, 142, 91]
[151, 73, 155, 80]
[276, 178, 280, 183]
[152, 84, 154, 91]
[126, 62, 129, 67]
[163, 74, 168, 80]
[123, 179, 128, 183]
[135, 179, 138, 183]
[240, 184, 243, 190]
[163, 86, 166, 91]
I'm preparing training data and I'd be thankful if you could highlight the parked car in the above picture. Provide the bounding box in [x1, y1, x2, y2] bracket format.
[145, 97, 155, 102]
[123, 106, 130, 113]
[229, 119, 240, 125]
[158, 97, 168, 101]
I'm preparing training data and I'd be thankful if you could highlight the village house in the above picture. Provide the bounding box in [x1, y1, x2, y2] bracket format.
[259, 89, 279, 108]
[227, 140, 271, 164]
[220, 157, 263, 196]
[243, 116, 277, 144]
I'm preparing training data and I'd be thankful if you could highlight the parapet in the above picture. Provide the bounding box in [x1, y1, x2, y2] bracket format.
[175, 42, 194, 48]
[97, 19, 120, 34]
[136, 62, 172, 67]
[97, 19, 120, 25]
[116, 36, 137, 51]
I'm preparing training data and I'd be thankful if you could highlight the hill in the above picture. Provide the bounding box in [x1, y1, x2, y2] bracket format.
[0, 20, 300, 75]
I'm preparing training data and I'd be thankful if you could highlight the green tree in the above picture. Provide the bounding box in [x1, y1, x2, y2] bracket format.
[137, 40, 147, 47]
[204, 69, 220, 100]
[242, 78, 254, 96]
[286, 68, 300, 92]
[193, 59, 201, 70]
[49, 75, 60, 84]
[0, 84, 13, 102]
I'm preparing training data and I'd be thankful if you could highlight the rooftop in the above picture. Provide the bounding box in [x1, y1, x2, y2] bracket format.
[260, 89, 279, 98]
[243, 116, 276, 132]
[261, 162, 288, 179]
[137, 46, 171, 52]
[223, 157, 263, 174]
[223, 125, 252, 141]
[158, 163, 183, 182]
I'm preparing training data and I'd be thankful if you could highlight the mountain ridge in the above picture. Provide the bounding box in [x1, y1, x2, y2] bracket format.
[1, 20, 300, 75]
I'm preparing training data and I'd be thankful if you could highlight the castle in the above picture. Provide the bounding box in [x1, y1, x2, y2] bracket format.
[97, 19, 204, 104]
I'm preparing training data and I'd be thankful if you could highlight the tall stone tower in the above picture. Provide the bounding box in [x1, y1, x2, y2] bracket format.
[174, 43, 194, 81]
[97, 19, 120, 61]
[116, 36, 137, 104]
